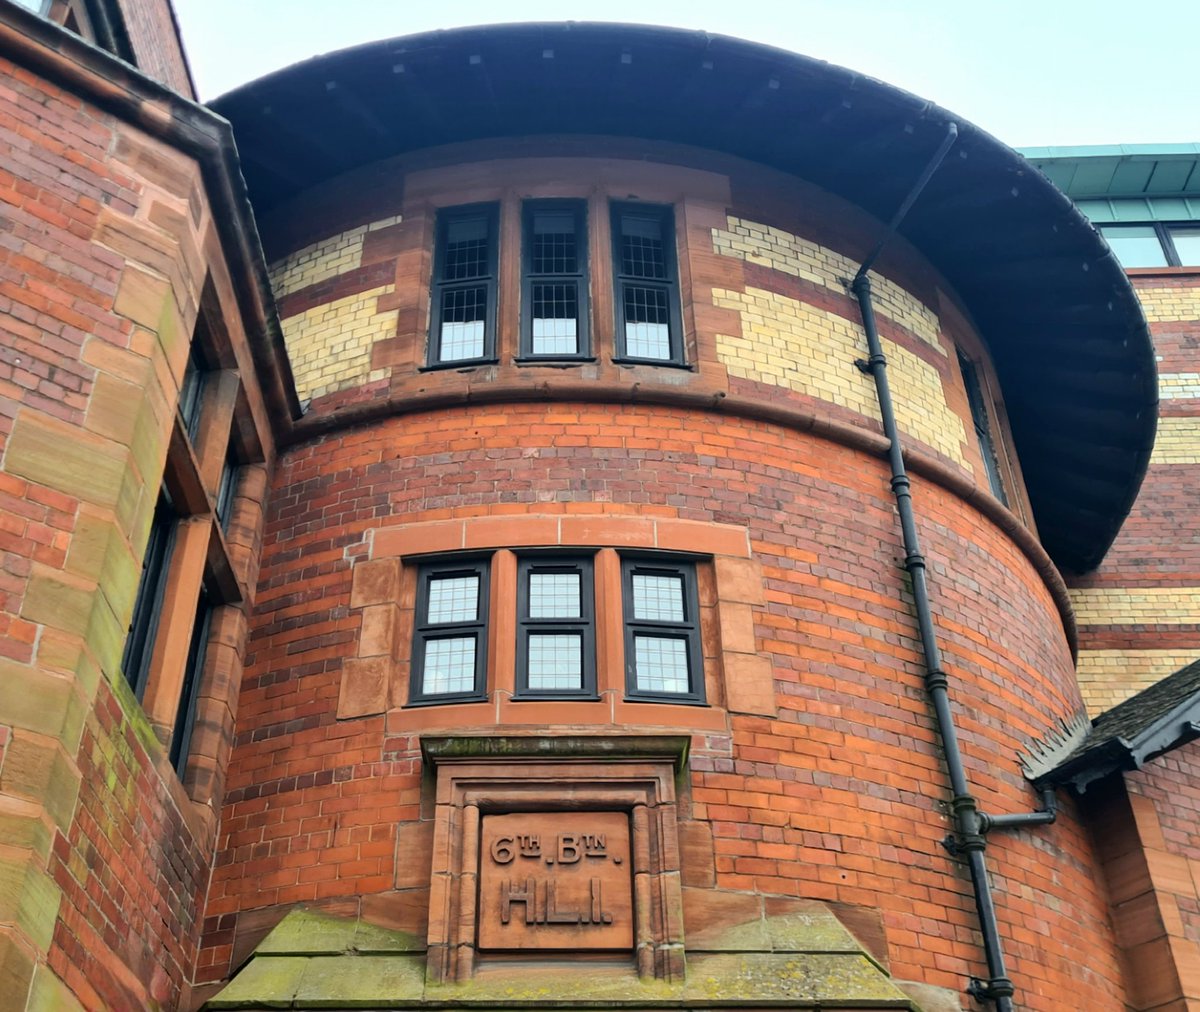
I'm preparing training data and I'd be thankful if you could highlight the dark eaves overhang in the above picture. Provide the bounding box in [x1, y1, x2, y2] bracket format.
[211, 22, 1157, 573]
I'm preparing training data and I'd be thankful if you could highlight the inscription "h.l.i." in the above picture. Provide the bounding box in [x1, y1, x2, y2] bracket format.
[499, 877, 613, 925]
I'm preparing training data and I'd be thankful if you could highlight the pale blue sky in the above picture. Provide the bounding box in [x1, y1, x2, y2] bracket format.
[173, 0, 1199, 148]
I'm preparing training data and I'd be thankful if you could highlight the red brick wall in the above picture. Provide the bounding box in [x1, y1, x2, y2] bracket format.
[203, 403, 1125, 1007]
[114, 0, 194, 98]
[48, 676, 207, 1007]
[1069, 273, 1200, 712]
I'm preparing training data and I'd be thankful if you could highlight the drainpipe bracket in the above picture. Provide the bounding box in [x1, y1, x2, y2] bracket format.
[968, 976, 1015, 1001]
[854, 357, 873, 374]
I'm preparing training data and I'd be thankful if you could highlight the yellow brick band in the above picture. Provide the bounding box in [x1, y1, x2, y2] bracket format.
[269, 215, 402, 298]
[280, 285, 397, 401]
[1135, 286, 1200, 323]
[1076, 649, 1200, 717]
[1070, 586, 1200, 625]
[1160, 372, 1200, 400]
[1150, 416, 1200, 465]
[712, 216, 945, 352]
[713, 286, 966, 466]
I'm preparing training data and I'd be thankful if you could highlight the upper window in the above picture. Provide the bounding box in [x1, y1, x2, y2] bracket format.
[429, 204, 499, 366]
[611, 203, 684, 365]
[621, 558, 704, 703]
[520, 201, 590, 360]
[410, 559, 490, 704]
[515, 555, 596, 699]
[1099, 223, 1200, 269]
[958, 351, 1008, 507]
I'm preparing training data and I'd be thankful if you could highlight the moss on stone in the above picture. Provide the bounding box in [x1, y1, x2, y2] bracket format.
[293, 955, 426, 1006]
[205, 955, 308, 1008]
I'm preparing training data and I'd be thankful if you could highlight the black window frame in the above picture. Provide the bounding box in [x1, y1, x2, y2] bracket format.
[610, 202, 686, 367]
[426, 203, 500, 368]
[514, 554, 597, 700]
[409, 557, 491, 705]
[169, 582, 214, 776]
[1098, 221, 1200, 269]
[620, 556, 705, 704]
[216, 446, 241, 533]
[957, 350, 1009, 507]
[178, 342, 209, 441]
[517, 199, 592, 362]
[121, 490, 177, 700]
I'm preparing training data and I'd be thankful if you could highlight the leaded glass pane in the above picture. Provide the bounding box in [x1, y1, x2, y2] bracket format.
[529, 571, 581, 618]
[632, 573, 684, 622]
[527, 633, 583, 690]
[422, 636, 476, 694]
[427, 575, 479, 624]
[443, 217, 489, 280]
[623, 286, 670, 360]
[531, 282, 579, 355]
[533, 212, 577, 273]
[439, 286, 487, 360]
[633, 635, 689, 694]
[620, 216, 667, 279]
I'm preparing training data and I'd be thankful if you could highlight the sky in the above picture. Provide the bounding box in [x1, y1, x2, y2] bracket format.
[171, 0, 1200, 149]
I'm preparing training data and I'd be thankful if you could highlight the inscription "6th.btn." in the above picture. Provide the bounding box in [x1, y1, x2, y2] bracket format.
[489, 832, 623, 866]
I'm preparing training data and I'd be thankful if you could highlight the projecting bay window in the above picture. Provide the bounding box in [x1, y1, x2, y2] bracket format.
[410, 560, 490, 703]
[428, 204, 499, 366]
[621, 558, 704, 703]
[520, 200, 590, 359]
[958, 350, 1008, 506]
[612, 202, 683, 365]
[515, 555, 596, 699]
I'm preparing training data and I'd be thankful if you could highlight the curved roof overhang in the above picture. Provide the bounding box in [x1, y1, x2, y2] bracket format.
[211, 22, 1157, 573]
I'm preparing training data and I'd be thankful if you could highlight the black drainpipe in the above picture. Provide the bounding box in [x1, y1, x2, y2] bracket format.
[849, 121, 1054, 1011]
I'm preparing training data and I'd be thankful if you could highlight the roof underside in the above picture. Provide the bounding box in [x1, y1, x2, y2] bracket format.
[212, 23, 1157, 572]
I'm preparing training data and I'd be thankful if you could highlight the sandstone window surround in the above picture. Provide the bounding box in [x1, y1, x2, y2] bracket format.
[341, 514, 776, 728]
[123, 281, 264, 792]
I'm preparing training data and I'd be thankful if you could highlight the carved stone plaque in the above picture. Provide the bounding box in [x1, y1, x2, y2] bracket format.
[478, 811, 633, 951]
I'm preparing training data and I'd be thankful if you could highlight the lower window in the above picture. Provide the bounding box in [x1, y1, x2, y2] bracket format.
[515, 555, 596, 699]
[621, 558, 704, 703]
[410, 559, 490, 703]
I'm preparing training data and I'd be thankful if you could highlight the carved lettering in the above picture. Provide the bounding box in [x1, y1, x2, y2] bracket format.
[479, 812, 632, 950]
[557, 834, 581, 865]
[500, 877, 535, 924]
[490, 836, 515, 864]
